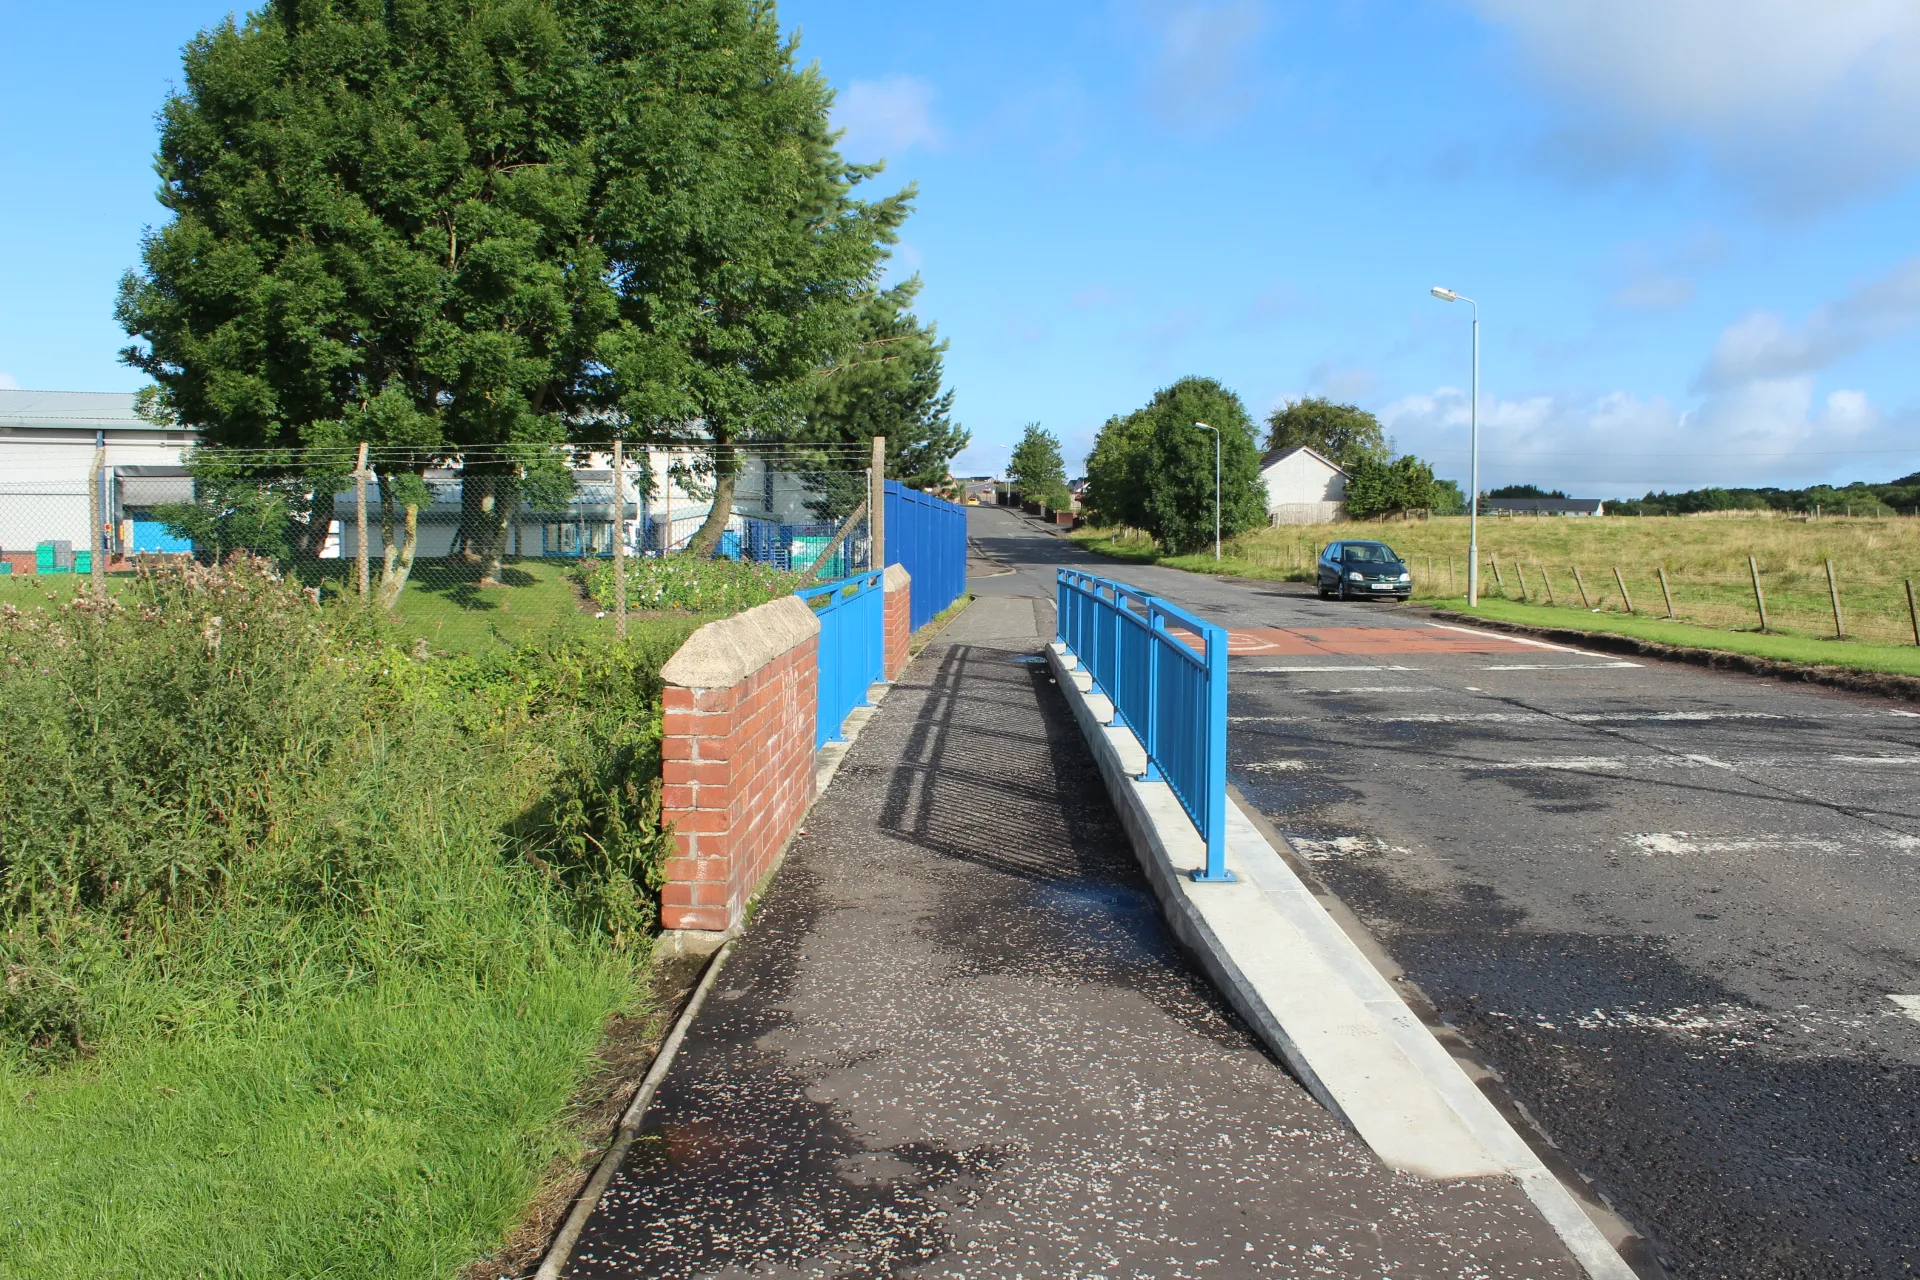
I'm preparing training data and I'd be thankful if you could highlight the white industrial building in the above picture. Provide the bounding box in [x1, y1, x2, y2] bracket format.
[1260, 445, 1347, 525]
[0, 387, 859, 572]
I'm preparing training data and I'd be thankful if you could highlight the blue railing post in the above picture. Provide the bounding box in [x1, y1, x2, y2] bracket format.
[1140, 612, 1163, 782]
[1190, 616, 1234, 883]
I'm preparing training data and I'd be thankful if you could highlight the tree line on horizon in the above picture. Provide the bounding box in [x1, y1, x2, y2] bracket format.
[1005, 384, 1463, 554]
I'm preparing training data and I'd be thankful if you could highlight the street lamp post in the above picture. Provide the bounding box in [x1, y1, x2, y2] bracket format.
[1429, 287, 1479, 607]
[1193, 421, 1220, 560]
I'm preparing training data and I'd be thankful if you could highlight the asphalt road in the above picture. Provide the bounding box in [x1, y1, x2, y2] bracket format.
[971, 505, 1920, 1279]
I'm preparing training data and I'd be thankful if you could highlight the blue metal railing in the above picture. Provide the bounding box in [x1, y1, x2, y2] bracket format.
[798, 569, 887, 748]
[884, 480, 967, 630]
[1056, 568, 1233, 882]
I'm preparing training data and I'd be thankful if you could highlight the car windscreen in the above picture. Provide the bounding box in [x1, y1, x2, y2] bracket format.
[1341, 544, 1398, 563]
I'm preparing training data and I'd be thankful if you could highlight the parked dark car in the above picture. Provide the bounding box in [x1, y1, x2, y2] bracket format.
[1316, 540, 1411, 601]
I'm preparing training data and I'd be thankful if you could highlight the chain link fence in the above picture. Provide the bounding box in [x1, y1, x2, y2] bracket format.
[0, 442, 879, 652]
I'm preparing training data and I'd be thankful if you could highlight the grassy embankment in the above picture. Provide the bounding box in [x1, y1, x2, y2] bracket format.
[0, 557, 727, 1278]
[1072, 514, 1920, 678]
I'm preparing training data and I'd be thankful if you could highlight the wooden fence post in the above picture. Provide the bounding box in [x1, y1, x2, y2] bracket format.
[1825, 558, 1844, 639]
[1657, 566, 1675, 618]
[354, 441, 370, 598]
[1489, 554, 1505, 593]
[1612, 566, 1635, 614]
[1749, 555, 1769, 632]
[1514, 562, 1530, 602]
[1572, 565, 1592, 609]
[1907, 579, 1919, 646]
[1539, 565, 1556, 605]
[612, 438, 627, 641]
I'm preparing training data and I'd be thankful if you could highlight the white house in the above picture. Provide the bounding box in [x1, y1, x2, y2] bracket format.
[1260, 445, 1347, 525]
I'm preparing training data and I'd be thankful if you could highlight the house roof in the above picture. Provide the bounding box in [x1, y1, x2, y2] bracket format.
[0, 389, 148, 432]
[1259, 444, 1347, 476]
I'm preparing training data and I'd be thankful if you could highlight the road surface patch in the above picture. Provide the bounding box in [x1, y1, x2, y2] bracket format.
[1222, 625, 1548, 656]
[1628, 831, 1920, 857]
[1889, 995, 1920, 1022]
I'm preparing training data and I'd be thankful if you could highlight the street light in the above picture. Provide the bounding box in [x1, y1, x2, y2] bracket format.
[1193, 421, 1220, 560]
[1429, 286, 1480, 607]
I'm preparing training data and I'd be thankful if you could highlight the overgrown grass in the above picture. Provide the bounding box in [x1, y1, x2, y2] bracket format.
[1075, 516, 1920, 645]
[2, 556, 612, 656]
[0, 559, 705, 1278]
[576, 554, 807, 614]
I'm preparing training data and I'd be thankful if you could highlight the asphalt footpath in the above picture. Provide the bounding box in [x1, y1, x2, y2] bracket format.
[562, 573, 1585, 1278]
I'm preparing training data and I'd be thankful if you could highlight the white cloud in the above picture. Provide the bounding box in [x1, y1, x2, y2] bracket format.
[0, 371, 19, 391]
[1473, 1, 1920, 207]
[1698, 256, 1920, 388]
[1127, 0, 1268, 132]
[1378, 379, 1914, 493]
[834, 76, 942, 162]
[1609, 275, 1694, 312]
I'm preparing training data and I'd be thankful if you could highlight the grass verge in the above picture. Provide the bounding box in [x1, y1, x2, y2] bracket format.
[1428, 595, 1920, 679]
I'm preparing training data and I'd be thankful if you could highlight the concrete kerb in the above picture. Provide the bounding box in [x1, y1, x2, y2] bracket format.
[1044, 640, 1638, 1280]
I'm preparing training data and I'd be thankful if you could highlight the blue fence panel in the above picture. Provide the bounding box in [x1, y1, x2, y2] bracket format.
[884, 480, 966, 631]
[797, 569, 887, 748]
[1055, 568, 1233, 882]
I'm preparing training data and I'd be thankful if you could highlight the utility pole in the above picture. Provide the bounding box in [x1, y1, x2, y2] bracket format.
[1431, 287, 1480, 606]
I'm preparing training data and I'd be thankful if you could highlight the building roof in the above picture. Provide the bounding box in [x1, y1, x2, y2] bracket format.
[0, 389, 148, 431]
[1259, 444, 1347, 476]
[1484, 498, 1604, 515]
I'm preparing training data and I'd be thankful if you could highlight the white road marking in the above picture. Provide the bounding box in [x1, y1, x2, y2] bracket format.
[1888, 995, 1920, 1022]
[1293, 686, 1435, 694]
[1422, 621, 1598, 656]
[1239, 759, 1311, 773]
[1287, 834, 1407, 861]
[1563, 710, 1786, 722]
[1480, 662, 1642, 671]
[1238, 664, 1420, 672]
[1628, 831, 1920, 857]
[1829, 755, 1920, 764]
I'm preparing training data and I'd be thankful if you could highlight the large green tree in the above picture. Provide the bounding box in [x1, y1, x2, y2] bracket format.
[119, 0, 906, 592]
[1139, 378, 1266, 555]
[1007, 423, 1069, 509]
[1264, 397, 1389, 471]
[1345, 454, 1444, 519]
[1081, 410, 1152, 530]
[795, 277, 967, 490]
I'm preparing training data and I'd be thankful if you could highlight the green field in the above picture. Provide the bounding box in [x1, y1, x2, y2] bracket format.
[1073, 514, 1920, 678]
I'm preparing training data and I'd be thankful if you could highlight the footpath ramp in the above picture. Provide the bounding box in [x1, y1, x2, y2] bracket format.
[563, 594, 1582, 1278]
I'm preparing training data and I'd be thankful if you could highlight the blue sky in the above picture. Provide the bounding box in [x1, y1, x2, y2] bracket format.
[5, 2, 1920, 497]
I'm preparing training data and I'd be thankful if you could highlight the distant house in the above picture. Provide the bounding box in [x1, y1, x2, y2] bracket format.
[1484, 498, 1604, 517]
[1260, 446, 1347, 525]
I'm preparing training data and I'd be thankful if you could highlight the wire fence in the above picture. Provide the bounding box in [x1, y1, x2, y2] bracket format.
[0, 442, 880, 652]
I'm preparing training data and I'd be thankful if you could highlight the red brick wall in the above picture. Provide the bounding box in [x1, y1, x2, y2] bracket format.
[884, 573, 911, 680]
[659, 634, 819, 932]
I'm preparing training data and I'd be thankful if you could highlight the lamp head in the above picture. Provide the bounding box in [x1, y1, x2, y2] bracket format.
[1193, 421, 1213, 430]
[1430, 286, 1459, 302]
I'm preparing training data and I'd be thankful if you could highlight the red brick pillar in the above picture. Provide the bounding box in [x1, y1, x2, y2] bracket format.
[658, 596, 821, 934]
[883, 563, 911, 680]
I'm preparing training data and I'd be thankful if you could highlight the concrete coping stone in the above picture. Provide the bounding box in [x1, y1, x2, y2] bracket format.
[661, 593, 820, 691]
[883, 563, 910, 593]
